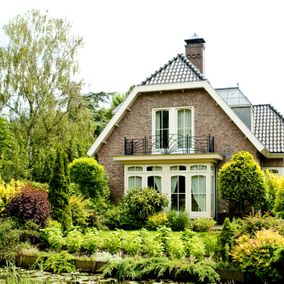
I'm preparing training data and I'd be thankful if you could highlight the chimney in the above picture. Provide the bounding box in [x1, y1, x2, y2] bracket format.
[185, 33, 206, 74]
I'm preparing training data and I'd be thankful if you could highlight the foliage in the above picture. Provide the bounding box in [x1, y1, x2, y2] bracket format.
[64, 229, 83, 253]
[274, 182, 284, 218]
[68, 157, 110, 205]
[34, 251, 75, 273]
[81, 228, 100, 254]
[48, 147, 71, 229]
[120, 231, 142, 256]
[217, 217, 234, 261]
[166, 235, 186, 259]
[5, 186, 51, 227]
[68, 194, 94, 227]
[100, 230, 122, 254]
[19, 220, 41, 245]
[218, 151, 266, 216]
[264, 170, 282, 212]
[183, 235, 206, 259]
[191, 218, 216, 232]
[40, 220, 65, 250]
[146, 211, 168, 230]
[140, 229, 164, 257]
[167, 210, 190, 231]
[0, 177, 19, 212]
[232, 229, 284, 282]
[123, 187, 168, 225]
[0, 218, 21, 262]
[103, 256, 220, 283]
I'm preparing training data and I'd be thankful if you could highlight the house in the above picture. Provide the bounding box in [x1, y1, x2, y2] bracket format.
[87, 34, 284, 220]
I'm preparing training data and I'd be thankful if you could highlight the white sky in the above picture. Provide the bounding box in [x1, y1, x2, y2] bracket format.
[1, 0, 284, 114]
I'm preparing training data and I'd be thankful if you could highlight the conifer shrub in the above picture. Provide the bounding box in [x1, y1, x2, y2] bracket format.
[5, 186, 51, 227]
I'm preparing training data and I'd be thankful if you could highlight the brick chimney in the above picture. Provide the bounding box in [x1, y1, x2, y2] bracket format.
[185, 33, 206, 74]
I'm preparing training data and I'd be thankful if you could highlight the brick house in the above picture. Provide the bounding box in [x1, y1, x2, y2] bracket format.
[88, 35, 284, 219]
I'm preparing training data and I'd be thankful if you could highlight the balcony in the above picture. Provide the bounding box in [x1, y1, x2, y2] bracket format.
[124, 134, 214, 155]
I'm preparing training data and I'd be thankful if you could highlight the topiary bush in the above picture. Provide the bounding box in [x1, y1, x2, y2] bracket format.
[5, 186, 51, 227]
[123, 187, 168, 226]
[68, 157, 110, 205]
[218, 151, 266, 217]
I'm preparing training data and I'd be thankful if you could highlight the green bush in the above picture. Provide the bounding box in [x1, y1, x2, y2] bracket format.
[100, 230, 122, 254]
[68, 157, 110, 204]
[191, 218, 216, 232]
[140, 230, 164, 257]
[120, 231, 142, 256]
[81, 228, 100, 254]
[184, 235, 206, 259]
[123, 187, 168, 226]
[274, 186, 284, 218]
[146, 211, 168, 230]
[167, 210, 190, 231]
[34, 251, 75, 273]
[166, 235, 186, 259]
[232, 229, 284, 282]
[0, 218, 21, 262]
[218, 151, 266, 216]
[40, 220, 65, 250]
[65, 229, 83, 253]
[264, 170, 281, 212]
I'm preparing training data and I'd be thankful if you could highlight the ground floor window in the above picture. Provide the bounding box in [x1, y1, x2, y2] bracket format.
[125, 163, 215, 218]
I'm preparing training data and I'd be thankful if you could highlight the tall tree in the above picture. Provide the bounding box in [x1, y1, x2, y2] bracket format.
[0, 10, 84, 174]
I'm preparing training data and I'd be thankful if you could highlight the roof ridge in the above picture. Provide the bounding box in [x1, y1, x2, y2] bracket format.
[177, 53, 206, 80]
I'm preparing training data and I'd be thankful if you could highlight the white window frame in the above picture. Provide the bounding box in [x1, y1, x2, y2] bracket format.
[152, 107, 195, 154]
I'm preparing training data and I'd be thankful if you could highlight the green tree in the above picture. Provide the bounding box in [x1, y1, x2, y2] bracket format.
[48, 147, 71, 229]
[218, 151, 266, 217]
[0, 10, 85, 177]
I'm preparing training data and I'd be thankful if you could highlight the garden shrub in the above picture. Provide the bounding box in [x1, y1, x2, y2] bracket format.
[264, 170, 281, 212]
[40, 220, 65, 250]
[34, 251, 75, 273]
[82, 228, 100, 254]
[184, 235, 206, 259]
[166, 235, 186, 259]
[216, 217, 234, 261]
[0, 218, 21, 262]
[232, 229, 284, 283]
[5, 186, 51, 227]
[140, 229, 164, 257]
[167, 210, 190, 231]
[103, 256, 220, 283]
[65, 229, 83, 253]
[100, 230, 122, 254]
[274, 186, 284, 218]
[20, 220, 41, 244]
[123, 187, 168, 226]
[68, 157, 110, 205]
[218, 151, 266, 217]
[191, 217, 216, 232]
[120, 231, 142, 256]
[146, 211, 168, 230]
[68, 194, 94, 227]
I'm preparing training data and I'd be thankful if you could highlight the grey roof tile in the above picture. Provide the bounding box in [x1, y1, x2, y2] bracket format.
[253, 104, 284, 153]
[140, 53, 206, 86]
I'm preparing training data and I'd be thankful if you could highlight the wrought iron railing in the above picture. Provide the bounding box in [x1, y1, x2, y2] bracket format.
[124, 134, 214, 155]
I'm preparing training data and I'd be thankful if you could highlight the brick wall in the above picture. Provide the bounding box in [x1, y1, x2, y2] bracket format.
[96, 88, 258, 201]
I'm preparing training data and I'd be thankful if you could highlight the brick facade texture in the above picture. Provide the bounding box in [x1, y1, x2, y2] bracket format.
[96, 88, 259, 203]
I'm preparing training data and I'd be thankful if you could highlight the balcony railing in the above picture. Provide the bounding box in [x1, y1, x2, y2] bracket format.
[124, 134, 214, 155]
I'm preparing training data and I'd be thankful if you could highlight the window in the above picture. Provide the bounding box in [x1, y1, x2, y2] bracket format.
[171, 176, 186, 211]
[128, 166, 143, 172]
[128, 176, 142, 189]
[147, 176, 162, 191]
[191, 175, 206, 212]
[190, 165, 207, 171]
[155, 110, 169, 148]
[170, 165, 186, 171]
[177, 109, 192, 148]
[147, 166, 162, 171]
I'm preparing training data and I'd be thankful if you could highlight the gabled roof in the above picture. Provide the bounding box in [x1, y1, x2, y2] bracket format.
[140, 53, 206, 86]
[253, 104, 284, 153]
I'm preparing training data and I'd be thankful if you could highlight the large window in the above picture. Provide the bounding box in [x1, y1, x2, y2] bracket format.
[171, 175, 186, 211]
[191, 175, 206, 212]
[155, 110, 169, 148]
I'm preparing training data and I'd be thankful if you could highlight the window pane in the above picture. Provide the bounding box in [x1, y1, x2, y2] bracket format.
[177, 109, 192, 149]
[171, 176, 186, 211]
[128, 166, 143, 172]
[128, 176, 142, 189]
[191, 175, 206, 212]
[155, 110, 169, 148]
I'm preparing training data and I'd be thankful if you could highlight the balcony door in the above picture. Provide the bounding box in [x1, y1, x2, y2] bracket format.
[154, 107, 193, 153]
